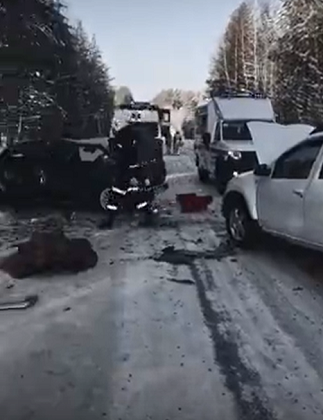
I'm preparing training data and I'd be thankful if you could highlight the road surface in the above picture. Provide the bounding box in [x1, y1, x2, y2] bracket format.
[0, 140, 323, 420]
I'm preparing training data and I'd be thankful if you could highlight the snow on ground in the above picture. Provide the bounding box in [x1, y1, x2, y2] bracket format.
[0, 140, 323, 419]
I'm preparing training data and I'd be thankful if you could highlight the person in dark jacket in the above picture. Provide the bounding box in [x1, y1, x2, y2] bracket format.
[165, 132, 172, 155]
[173, 131, 182, 155]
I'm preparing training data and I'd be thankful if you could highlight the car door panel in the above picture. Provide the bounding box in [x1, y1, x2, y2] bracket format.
[303, 180, 323, 245]
[257, 178, 308, 238]
[257, 141, 322, 240]
[47, 143, 80, 200]
[303, 149, 323, 245]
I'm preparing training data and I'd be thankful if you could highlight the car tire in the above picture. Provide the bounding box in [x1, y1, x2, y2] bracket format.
[99, 188, 113, 211]
[198, 167, 209, 183]
[225, 198, 257, 248]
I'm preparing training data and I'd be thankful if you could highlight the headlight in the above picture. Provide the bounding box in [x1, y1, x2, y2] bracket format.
[228, 150, 242, 160]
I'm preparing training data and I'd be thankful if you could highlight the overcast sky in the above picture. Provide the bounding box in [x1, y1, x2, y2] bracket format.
[66, 0, 242, 100]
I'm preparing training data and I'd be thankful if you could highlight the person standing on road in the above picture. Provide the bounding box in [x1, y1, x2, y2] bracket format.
[173, 131, 182, 155]
[165, 132, 172, 155]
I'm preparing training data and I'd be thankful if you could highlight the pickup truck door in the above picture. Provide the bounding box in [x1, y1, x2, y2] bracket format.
[257, 141, 322, 239]
[302, 141, 323, 245]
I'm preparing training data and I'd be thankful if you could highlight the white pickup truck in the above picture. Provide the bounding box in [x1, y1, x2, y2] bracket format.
[221, 122, 323, 249]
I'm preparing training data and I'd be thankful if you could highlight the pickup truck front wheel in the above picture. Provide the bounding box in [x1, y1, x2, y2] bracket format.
[225, 200, 256, 248]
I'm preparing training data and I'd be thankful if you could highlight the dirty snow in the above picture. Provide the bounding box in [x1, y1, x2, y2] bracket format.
[0, 140, 322, 419]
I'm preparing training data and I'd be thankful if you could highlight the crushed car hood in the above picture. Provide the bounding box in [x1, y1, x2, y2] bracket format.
[247, 122, 314, 164]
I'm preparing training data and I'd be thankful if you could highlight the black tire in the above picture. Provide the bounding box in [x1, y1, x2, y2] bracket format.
[225, 198, 257, 248]
[99, 187, 113, 211]
[198, 167, 209, 183]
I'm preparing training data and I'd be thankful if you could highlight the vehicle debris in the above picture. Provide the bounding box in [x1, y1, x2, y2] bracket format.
[0, 231, 98, 278]
[154, 242, 235, 265]
[167, 278, 195, 285]
[293, 287, 304, 292]
[155, 246, 195, 265]
[176, 193, 213, 213]
[0, 294, 38, 311]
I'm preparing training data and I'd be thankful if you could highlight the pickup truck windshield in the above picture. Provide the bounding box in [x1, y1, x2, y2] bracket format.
[222, 121, 252, 141]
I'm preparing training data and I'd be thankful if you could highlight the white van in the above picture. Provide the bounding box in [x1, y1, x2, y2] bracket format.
[194, 90, 276, 193]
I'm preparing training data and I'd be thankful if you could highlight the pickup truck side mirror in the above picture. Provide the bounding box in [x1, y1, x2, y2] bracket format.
[202, 132, 211, 147]
[254, 163, 271, 177]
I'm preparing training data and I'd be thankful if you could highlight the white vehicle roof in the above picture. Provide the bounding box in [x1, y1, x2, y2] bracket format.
[247, 122, 314, 165]
[196, 95, 275, 124]
[215, 97, 275, 121]
[113, 108, 159, 132]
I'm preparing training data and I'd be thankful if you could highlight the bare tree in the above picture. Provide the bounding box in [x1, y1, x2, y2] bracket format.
[114, 86, 134, 106]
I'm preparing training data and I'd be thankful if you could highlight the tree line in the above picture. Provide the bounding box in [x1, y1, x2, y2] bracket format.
[0, 0, 114, 142]
[207, 0, 323, 125]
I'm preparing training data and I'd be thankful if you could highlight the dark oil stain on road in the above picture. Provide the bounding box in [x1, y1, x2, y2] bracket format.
[190, 263, 276, 420]
[167, 278, 195, 285]
[154, 241, 236, 265]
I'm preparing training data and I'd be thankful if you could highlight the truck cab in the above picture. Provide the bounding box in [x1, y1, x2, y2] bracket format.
[194, 90, 275, 193]
[110, 101, 167, 186]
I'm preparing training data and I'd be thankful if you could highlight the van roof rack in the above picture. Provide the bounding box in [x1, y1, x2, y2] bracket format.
[210, 88, 268, 99]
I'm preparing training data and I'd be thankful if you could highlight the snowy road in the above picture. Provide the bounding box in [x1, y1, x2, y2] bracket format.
[0, 141, 323, 419]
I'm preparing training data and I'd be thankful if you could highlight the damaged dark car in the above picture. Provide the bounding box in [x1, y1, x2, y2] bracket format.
[0, 139, 114, 209]
[0, 122, 167, 211]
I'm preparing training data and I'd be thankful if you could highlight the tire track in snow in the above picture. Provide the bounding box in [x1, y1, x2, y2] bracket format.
[190, 261, 276, 420]
[170, 224, 275, 419]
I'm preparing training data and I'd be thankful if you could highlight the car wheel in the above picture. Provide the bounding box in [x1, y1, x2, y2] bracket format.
[226, 199, 256, 248]
[99, 188, 113, 211]
[198, 167, 209, 183]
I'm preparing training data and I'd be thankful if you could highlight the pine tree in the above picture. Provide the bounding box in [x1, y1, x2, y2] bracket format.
[0, 1, 114, 141]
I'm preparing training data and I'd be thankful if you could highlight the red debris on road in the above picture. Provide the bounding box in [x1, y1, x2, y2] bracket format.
[176, 193, 213, 213]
